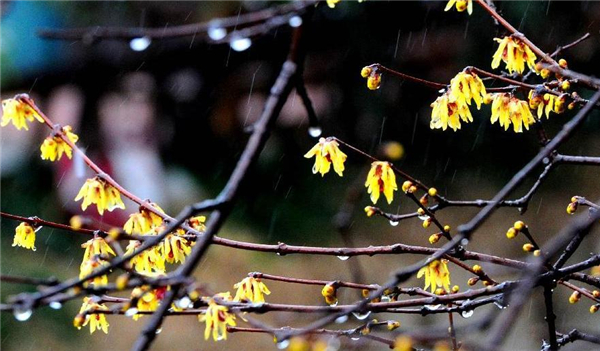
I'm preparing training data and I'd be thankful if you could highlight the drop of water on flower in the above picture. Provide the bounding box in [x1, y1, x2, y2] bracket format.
[337, 256, 350, 261]
[13, 308, 33, 321]
[461, 310, 474, 318]
[230, 37, 252, 52]
[125, 307, 139, 317]
[460, 238, 470, 246]
[49, 301, 62, 310]
[208, 24, 227, 41]
[34, 226, 44, 232]
[155, 328, 162, 334]
[217, 334, 226, 341]
[176, 297, 191, 309]
[418, 214, 430, 221]
[288, 16, 303, 28]
[352, 311, 371, 320]
[335, 315, 348, 324]
[277, 340, 290, 349]
[308, 126, 322, 138]
[389, 220, 399, 226]
[129, 37, 151, 52]
[350, 337, 360, 341]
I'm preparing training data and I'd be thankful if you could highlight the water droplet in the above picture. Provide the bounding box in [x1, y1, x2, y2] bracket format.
[129, 37, 151, 52]
[335, 315, 348, 324]
[350, 337, 360, 341]
[330, 300, 339, 307]
[34, 226, 44, 233]
[13, 307, 33, 321]
[125, 307, 139, 317]
[460, 238, 469, 246]
[461, 310, 474, 318]
[352, 311, 371, 320]
[337, 256, 350, 261]
[425, 304, 442, 311]
[308, 126, 322, 138]
[493, 301, 507, 310]
[217, 334, 226, 341]
[208, 25, 227, 41]
[288, 16, 303, 28]
[542, 157, 550, 165]
[155, 328, 162, 334]
[389, 220, 399, 226]
[418, 214, 430, 221]
[230, 37, 252, 52]
[176, 297, 191, 309]
[277, 340, 290, 349]
[251, 302, 265, 308]
[49, 301, 62, 310]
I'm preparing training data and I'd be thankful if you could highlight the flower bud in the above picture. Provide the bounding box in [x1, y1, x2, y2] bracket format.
[452, 285, 460, 293]
[506, 227, 518, 239]
[513, 221, 525, 231]
[422, 217, 432, 229]
[523, 243, 535, 252]
[558, 58, 568, 69]
[561, 80, 571, 91]
[322, 284, 336, 298]
[382, 141, 404, 161]
[73, 314, 86, 329]
[540, 69, 551, 79]
[361, 66, 373, 78]
[387, 320, 400, 331]
[569, 291, 581, 304]
[533, 249, 541, 257]
[467, 277, 479, 286]
[408, 185, 418, 194]
[417, 208, 426, 216]
[568, 102, 576, 110]
[116, 274, 129, 290]
[482, 280, 492, 287]
[402, 181, 413, 193]
[70, 215, 83, 230]
[419, 194, 429, 206]
[593, 290, 600, 299]
[443, 225, 451, 232]
[367, 74, 382, 90]
[325, 296, 338, 305]
[428, 188, 438, 197]
[434, 288, 446, 295]
[567, 202, 578, 214]
[362, 289, 370, 299]
[364, 206, 376, 217]
[591, 305, 599, 314]
[472, 265, 482, 274]
[429, 233, 442, 244]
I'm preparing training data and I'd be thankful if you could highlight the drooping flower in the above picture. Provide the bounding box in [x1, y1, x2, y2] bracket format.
[160, 233, 192, 264]
[448, 72, 487, 109]
[430, 91, 473, 131]
[74, 177, 126, 215]
[130, 286, 167, 321]
[1, 98, 43, 131]
[365, 161, 398, 205]
[123, 213, 151, 235]
[491, 36, 537, 75]
[40, 126, 79, 162]
[444, 0, 473, 15]
[233, 277, 271, 303]
[528, 90, 565, 119]
[304, 138, 347, 177]
[490, 93, 536, 132]
[417, 259, 451, 293]
[199, 293, 236, 341]
[12, 222, 36, 251]
[326, 0, 341, 8]
[125, 240, 166, 275]
[74, 297, 110, 334]
[81, 237, 116, 264]
[188, 215, 207, 231]
[79, 257, 110, 287]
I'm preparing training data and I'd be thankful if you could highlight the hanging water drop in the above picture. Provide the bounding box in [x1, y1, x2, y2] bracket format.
[352, 311, 371, 320]
[125, 307, 139, 317]
[350, 337, 360, 341]
[425, 304, 442, 311]
[337, 256, 350, 261]
[460, 238, 470, 246]
[176, 297, 192, 309]
[418, 214, 429, 221]
[208, 25, 227, 41]
[330, 300, 339, 307]
[129, 37, 151, 52]
[230, 37, 252, 52]
[34, 226, 44, 233]
[335, 315, 349, 324]
[49, 301, 62, 310]
[288, 16, 303, 28]
[389, 220, 399, 226]
[276, 340, 290, 349]
[461, 310, 474, 318]
[155, 328, 162, 334]
[13, 307, 33, 321]
[308, 126, 322, 138]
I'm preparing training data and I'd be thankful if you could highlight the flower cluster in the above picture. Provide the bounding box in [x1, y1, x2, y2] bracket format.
[79, 237, 116, 287]
[199, 292, 236, 341]
[74, 297, 110, 334]
[12, 222, 36, 251]
[123, 203, 165, 235]
[444, 0, 473, 15]
[490, 93, 536, 133]
[233, 277, 271, 303]
[75, 177, 126, 215]
[360, 66, 382, 90]
[491, 36, 537, 75]
[528, 90, 566, 119]
[304, 138, 347, 177]
[130, 286, 167, 320]
[125, 240, 166, 275]
[1, 98, 43, 130]
[417, 259, 451, 293]
[321, 283, 338, 306]
[365, 161, 397, 205]
[430, 72, 486, 131]
[40, 126, 79, 162]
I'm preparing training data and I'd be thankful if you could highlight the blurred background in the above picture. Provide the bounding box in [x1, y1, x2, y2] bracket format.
[1, 1, 600, 350]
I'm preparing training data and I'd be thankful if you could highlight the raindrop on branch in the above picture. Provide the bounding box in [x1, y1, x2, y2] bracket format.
[461, 310, 474, 318]
[13, 307, 33, 322]
[49, 301, 62, 310]
[129, 37, 151, 52]
[350, 337, 360, 341]
[389, 220, 399, 226]
[230, 37, 252, 52]
[288, 16, 303, 28]
[335, 315, 348, 324]
[460, 238, 470, 246]
[155, 328, 162, 334]
[276, 340, 290, 349]
[175, 297, 192, 309]
[352, 311, 371, 320]
[418, 214, 430, 221]
[125, 307, 139, 318]
[308, 126, 322, 138]
[337, 255, 350, 261]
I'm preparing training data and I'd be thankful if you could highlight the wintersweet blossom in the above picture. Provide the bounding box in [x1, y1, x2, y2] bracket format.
[160, 233, 192, 264]
[131, 286, 167, 321]
[199, 292, 236, 341]
[74, 177, 125, 215]
[365, 161, 397, 205]
[417, 259, 451, 293]
[233, 277, 271, 303]
[444, 0, 473, 15]
[430, 91, 473, 131]
[304, 138, 347, 177]
[490, 93, 536, 132]
[40, 126, 79, 161]
[449, 72, 487, 110]
[528, 90, 565, 119]
[125, 240, 166, 275]
[491, 36, 537, 75]
[1, 98, 43, 130]
[12, 222, 36, 251]
[75, 297, 109, 334]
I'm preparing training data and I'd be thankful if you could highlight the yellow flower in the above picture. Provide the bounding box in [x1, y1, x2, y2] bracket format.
[304, 138, 347, 177]
[417, 259, 451, 293]
[76, 297, 109, 334]
[40, 126, 79, 161]
[365, 161, 397, 204]
[444, 0, 472, 15]
[233, 277, 271, 303]
[123, 213, 151, 235]
[1, 98, 43, 130]
[199, 293, 236, 341]
[74, 177, 125, 215]
[79, 257, 109, 287]
[430, 91, 473, 131]
[449, 72, 487, 110]
[528, 90, 564, 119]
[125, 240, 166, 275]
[81, 237, 116, 264]
[160, 233, 192, 264]
[326, 0, 341, 8]
[490, 93, 536, 132]
[189, 215, 207, 231]
[130, 286, 167, 320]
[12, 222, 36, 251]
[491, 36, 537, 75]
